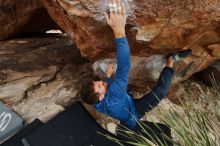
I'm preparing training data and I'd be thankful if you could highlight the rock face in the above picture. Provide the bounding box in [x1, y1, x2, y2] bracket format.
[0, 35, 87, 122]
[42, 0, 220, 85]
[0, 0, 59, 40]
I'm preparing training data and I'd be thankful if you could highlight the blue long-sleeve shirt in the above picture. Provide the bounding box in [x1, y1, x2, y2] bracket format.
[94, 37, 138, 128]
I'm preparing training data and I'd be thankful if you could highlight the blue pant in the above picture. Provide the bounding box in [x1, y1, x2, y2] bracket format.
[134, 67, 174, 118]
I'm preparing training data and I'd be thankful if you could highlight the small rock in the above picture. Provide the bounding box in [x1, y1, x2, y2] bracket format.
[106, 122, 117, 135]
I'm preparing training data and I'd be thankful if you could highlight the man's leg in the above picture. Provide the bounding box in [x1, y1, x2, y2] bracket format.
[134, 56, 175, 117]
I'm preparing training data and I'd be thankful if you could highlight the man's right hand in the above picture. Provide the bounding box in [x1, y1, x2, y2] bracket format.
[104, 0, 126, 38]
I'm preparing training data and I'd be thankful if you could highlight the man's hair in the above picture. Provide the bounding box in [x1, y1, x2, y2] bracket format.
[80, 77, 99, 105]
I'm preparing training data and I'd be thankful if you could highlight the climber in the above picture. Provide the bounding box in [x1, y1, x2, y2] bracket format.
[80, 0, 192, 129]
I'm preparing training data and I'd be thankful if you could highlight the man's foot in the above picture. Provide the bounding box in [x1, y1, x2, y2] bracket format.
[170, 49, 192, 61]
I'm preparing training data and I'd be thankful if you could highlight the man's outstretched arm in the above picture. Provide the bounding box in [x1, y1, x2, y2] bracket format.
[114, 36, 130, 90]
[104, 0, 130, 90]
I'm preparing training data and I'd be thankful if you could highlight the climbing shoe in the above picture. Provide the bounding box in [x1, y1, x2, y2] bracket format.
[170, 49, 192, 61]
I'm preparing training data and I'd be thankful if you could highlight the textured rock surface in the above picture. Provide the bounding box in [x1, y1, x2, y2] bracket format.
[42, 0, 220, 85]
[0, 0, 59, 40]
[0, 34, 113, 125]
[0, 35, 87, 122]
[12, 64, 87, 123]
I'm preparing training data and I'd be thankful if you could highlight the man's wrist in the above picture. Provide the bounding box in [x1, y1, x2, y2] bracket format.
[114, 30, 125, 38]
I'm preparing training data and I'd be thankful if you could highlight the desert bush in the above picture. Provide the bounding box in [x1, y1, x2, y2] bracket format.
[109, 76, 220, 146]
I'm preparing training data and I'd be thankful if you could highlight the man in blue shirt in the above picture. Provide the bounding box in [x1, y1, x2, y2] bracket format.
[80, 0, 192, 129]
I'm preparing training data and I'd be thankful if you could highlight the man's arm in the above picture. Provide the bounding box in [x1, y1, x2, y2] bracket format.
[104, 0, 130, 90]
[114, 37, 130, 90]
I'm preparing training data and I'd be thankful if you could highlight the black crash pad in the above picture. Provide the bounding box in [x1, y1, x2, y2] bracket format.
[24, 102, 119, 146]
[2, 118, 43, 146]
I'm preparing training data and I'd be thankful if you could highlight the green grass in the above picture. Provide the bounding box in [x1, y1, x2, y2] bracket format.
[108, 76, 220, 146]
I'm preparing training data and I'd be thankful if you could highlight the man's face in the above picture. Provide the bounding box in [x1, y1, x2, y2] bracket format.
[93, 81, 108, 101]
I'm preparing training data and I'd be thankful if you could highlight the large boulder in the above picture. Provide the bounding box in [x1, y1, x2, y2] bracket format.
[0, 0, 60, 40]
[0, 35, 88, 122]
[0, 35, 86, 104]
[41, 0, 220, 85]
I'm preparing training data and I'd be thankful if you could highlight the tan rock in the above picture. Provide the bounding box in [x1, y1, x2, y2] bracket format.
[208, 43, 220, 57]
[0, 35, 89, 123]
[41, 0, 220, 86]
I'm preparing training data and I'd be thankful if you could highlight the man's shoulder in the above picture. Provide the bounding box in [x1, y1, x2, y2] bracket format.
[107, 82, 124, 94]
[106, 85, 128, 103]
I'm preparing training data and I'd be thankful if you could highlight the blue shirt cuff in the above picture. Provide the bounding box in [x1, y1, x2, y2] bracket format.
[115, 37, 127, 42]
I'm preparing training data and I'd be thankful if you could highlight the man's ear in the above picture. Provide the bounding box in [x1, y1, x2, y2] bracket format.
[99, 94, 105, 101]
